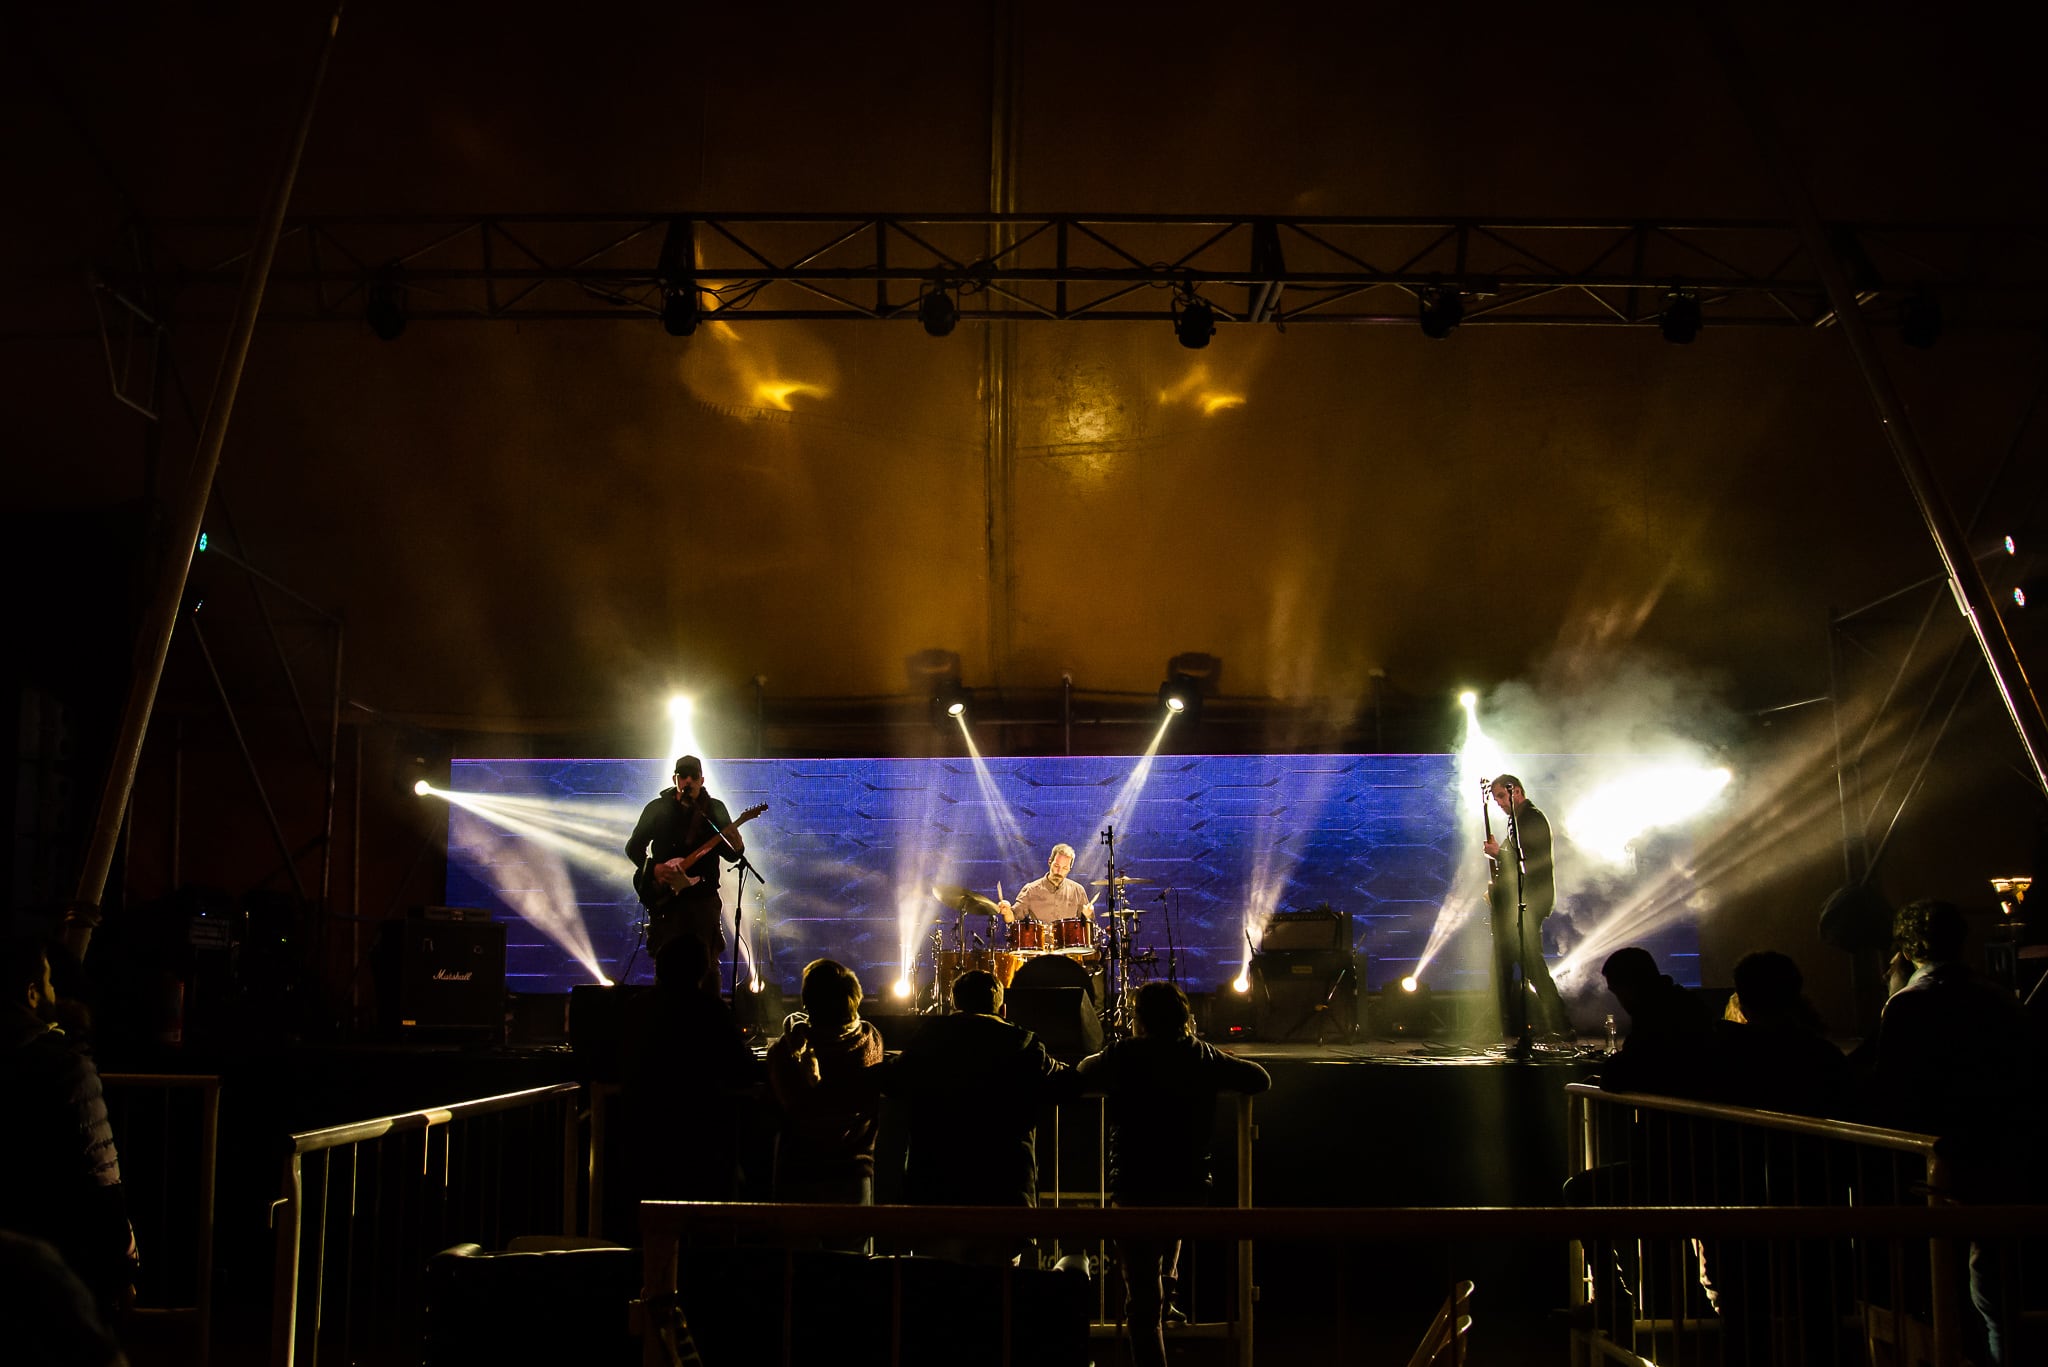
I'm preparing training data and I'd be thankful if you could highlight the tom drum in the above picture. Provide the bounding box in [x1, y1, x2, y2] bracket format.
[1053, 917, 1095, 952]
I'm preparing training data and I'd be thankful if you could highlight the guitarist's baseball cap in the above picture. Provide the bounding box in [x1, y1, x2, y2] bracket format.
[673, 755, 704, 779]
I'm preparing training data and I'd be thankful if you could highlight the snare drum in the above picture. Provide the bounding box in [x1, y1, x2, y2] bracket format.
[1011, 919, 1046, 952]
[1053, 916, 1094, 951]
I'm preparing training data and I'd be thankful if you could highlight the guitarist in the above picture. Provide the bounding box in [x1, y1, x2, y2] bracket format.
[625, 756, 746, 986]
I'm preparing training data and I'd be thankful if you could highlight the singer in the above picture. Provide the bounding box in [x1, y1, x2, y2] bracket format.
[1482, 774, 1569, 1039]
[625, 755, 745, 984]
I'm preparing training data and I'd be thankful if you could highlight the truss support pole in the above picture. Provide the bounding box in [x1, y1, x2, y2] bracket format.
[1707, 4, 2048, 801]
[66, 1, 348, 960]
[982, 0, 1019, 686]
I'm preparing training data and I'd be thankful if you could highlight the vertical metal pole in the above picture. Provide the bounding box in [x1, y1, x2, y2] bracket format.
[67, 0, 349, 960]
[271, 1154, 304, 1367]
[198, 1079, 220, 1367]
[1704, 2, 2048, 800]
[981, 0, 1018, 686]
[1235, 1095, 1254, 1367]
[1926, 1153, 1957, 1367]
[170, 716, 184, 889]
[589, 1085, 610, 1239]
[321, 625, 343, 911]
[561, 1090, 579, 1235]
[1061, 673, 1073, 756]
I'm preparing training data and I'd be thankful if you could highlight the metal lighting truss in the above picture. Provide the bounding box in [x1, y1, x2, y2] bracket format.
[130, 211, 2048, 329]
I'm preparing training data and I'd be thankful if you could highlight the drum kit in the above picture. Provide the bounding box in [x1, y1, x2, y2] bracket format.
[925, 870, 1162, 1037]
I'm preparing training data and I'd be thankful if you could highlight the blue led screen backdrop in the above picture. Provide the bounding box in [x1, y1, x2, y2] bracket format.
[445, 754, 1701, 998]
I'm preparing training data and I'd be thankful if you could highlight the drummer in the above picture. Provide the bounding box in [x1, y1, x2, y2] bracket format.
[998, 843, 1092, 925]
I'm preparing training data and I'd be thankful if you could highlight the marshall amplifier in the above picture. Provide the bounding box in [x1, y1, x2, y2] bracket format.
[396, 917, 506, 1032]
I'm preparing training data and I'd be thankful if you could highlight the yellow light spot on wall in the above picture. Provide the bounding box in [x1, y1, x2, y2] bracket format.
[1201, 393, 1245, 415]
[753, 380, 826, 410]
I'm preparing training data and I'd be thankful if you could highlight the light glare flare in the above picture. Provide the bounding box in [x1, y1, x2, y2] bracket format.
[892, 977, 912, 999]
[414, 779, 433, 796]
[1401, 975, 1419, 993]
[1232, 975, 1250, 994]
[1563, 763, 1734, 865]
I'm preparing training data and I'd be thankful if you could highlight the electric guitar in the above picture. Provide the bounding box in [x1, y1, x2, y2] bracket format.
[634, 803, 768, 909]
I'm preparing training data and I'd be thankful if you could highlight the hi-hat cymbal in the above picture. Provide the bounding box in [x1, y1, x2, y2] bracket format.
[1089, 875, 1153, 886]
[931, 883, 1001, 916]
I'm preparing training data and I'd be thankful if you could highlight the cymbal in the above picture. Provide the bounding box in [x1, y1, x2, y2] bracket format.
[1089, 875, 1153, 886]
[931, 883, 1001, 916]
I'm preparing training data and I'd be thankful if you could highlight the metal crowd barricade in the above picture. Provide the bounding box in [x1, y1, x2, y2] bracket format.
[102, 1072, 222, 1367]
[639, 1204, 2046, 1367]
[269, 1081, 582, 1367]
[590, 1084, 1256, 1360]
[1565, 1082, 1962, 1367]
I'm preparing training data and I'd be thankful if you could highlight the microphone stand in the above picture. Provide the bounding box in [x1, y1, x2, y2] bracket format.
[1506, 807, 1535, 1061]
[703, 797, 766, 1012]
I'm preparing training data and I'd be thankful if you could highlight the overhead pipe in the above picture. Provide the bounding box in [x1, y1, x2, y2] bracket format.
[67, 2, 349, 960]
[1705, 3, 2048, 800]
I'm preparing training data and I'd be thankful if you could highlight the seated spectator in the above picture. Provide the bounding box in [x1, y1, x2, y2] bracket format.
[620, 934, 759, 1208]
[1707, 950, 1851, 1117]
[0, 936, 138, 1326]
[876, 969, 1076, 1263]
[1595, 946, 1713, 1097]
[1077, 983, 1271, 1367]
[765, 959, 884, 1251]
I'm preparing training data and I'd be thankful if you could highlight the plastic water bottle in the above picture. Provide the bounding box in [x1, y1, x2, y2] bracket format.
[1603, 1013, 1619, 1053]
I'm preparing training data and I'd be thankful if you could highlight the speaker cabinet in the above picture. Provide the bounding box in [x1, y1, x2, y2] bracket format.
[396, 919, 506, 1033]
[1250, 949, 1358, 1043]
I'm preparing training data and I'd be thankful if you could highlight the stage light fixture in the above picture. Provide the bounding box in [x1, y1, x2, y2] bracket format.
[1232, 973, 1251, 994]
[365, 263, 407, 341]
[1157, 675, 1201, 721]
[414, 779, 432, 796]
[667, 695, 691, 722]
[946, 698, 967, 718]
[1173, 292, 1217, 350]
[1400, 975, 1419, 993]
[661, 287, 699, 337]
[1659, 287, 1702, 345]
[1417, 284, 1464, 339]
[918, 282, 957, 337]
[892, 977, 912, 999]
[656, 217, 700, 337]
[1900, 290, 1943, 349]
[2005, 535, 2018, 556]
[197, 531, 209, 553]
[1457, 690, 1477, 709]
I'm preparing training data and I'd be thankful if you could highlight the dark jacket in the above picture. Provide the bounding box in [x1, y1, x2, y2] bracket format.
[1077, 1035, 1271, 1203]
[621, 985, 759, 1200]
[1599, 975, 1714, 1098]
[1703, 1019, 1853, 1119]
[878, 1012, 1074, 1205]
[0, 1005, 135, 1313]
[766, 1017, 885, 1185]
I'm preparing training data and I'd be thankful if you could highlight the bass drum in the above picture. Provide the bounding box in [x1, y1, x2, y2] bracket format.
[938, 948, 1022, 999]
[1009, 950, 1098, 1004]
